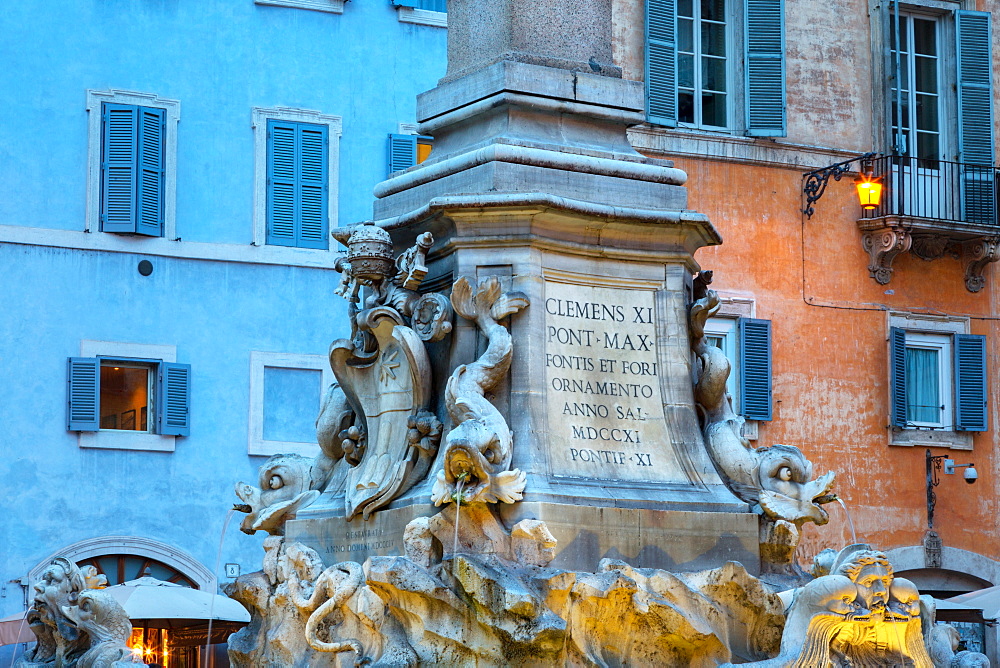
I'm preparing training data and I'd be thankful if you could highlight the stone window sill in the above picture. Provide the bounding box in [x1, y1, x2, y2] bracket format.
[397, 6, 447, 27]
[255, 0, 345, 14]
[889, 428, 973, 451]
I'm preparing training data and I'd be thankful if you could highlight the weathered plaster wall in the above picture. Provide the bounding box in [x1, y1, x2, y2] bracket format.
[0, 0, 446, 234]
[0, 0, 446, 648]
[680, 156, 1000, 566]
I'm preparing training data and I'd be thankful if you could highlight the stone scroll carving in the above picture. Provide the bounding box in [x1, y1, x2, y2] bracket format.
[862, 227, 912, 285]
[689, 271, 835, 576]
[963, 237, 1000, 293]
[15, 558, 144, 668]
[431, 276, 529, 506]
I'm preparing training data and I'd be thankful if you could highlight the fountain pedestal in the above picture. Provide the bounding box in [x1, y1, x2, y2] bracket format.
[287, 0, 759, 573]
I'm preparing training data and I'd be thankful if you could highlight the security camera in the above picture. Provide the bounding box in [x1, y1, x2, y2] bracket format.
[964, 466, 978, 484]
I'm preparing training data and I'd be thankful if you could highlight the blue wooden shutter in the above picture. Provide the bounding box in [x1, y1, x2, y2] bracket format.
[956, 11, 995, 225]
[645, 0, 677, 126]
[67, 357, 100, 431]
[954, 333, 987, 432]
[889, 327, 907, 428]
[739, 318, 772, 421]
[101, 104, 138, 233]
[267, 120, 297, 246]
[745, 0, 786, 136]
[267, 121, 329, 249]
[159, 362, 191, 436]
[298, 124, 329, 250]
[388, 134, 417, 175]
[136, 106, 165, 237]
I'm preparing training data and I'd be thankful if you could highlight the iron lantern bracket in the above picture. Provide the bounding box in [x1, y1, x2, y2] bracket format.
[802, 152, 877, 219]
[927, 449, 944, 529]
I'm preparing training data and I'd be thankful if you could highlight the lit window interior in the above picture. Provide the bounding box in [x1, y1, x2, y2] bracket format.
[100, 363, 150, 431]
[417, 139, 432, 164]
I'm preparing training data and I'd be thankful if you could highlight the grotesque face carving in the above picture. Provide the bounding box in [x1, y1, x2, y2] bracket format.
[835, 548, 894, 617]
[33, 558, 83, 623]
[853, 563, 891, 612]
[755, 445, 836, 525]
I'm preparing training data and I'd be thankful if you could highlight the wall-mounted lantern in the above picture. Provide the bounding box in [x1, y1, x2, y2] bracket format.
[802, 152, 878, 218]
[855, 171, 883, 210]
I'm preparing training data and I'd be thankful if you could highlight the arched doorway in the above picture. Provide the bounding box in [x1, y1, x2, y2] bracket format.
[25, 537, 224, 668]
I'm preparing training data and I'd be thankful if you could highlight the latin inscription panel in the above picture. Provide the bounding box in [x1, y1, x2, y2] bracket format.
[544, 280, 685, 482]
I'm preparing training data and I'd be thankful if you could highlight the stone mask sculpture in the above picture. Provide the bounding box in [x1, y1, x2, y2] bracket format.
[735, 544, 933, 667]
[62, 590, 142, 668]
[15, 559, 144, 668]
[235, 454, 321, 536]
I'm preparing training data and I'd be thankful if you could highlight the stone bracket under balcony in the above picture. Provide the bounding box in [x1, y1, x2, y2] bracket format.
[857, 215, 1000, 292]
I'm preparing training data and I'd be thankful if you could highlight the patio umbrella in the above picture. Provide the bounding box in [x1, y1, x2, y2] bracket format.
[948, 586, 1000, 621]
[0, 612, 34, 645]
[104, 577, 250, 646]
[0, 577, 250, 647]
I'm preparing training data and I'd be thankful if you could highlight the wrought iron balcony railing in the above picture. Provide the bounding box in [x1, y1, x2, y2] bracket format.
[860, 154, 999, 227]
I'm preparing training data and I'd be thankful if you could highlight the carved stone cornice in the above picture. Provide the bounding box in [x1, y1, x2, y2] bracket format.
[857, 215, 1000, 291]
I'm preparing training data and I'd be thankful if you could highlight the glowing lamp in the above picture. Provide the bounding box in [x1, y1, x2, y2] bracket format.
[855, 174, 882, 210]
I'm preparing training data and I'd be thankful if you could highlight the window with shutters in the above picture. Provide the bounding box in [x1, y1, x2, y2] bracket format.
[252, 107, 341, 249]
[68, 341, 189, 452]
[388, 133, 433, 176]
[858, 9, 997, 292]
[884, 8, 993, 169]
[703, 312, 771, 434]
[861, 10, 995, 238]
[887, 313, 985, 449]
[645, 0, 785, 135]
[86, 90, 179, 239]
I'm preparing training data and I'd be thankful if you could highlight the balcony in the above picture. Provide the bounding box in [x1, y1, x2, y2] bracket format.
[857, 154, 1000, 292]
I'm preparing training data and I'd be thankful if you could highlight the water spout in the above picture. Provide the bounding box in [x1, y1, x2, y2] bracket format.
[204, 508, 236, 668]
[835, 497, 858, 545]
[452, 476, 466, 557]
[6, 615, 27, 668]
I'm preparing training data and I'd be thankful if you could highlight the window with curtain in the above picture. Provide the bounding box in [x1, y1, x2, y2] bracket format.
[890, 329, 990, 431]
[905, 344, 943, 425]
[703, 316, 772, 421]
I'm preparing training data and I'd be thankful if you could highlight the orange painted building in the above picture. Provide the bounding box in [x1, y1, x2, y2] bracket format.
[613, 0, 1000, 620]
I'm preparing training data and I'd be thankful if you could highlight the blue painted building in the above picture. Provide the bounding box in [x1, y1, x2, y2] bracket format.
[0, 0, 446, 661]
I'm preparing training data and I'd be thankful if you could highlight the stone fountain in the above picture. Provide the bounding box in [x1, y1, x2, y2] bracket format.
[216, 1, 988, 666]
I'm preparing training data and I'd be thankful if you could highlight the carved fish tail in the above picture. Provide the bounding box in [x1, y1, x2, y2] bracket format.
[466, 321, 514, 395]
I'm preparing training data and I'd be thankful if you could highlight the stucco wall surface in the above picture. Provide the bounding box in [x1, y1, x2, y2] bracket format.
[682, 157, 1000, 566]
[0, 0, 446, 648]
